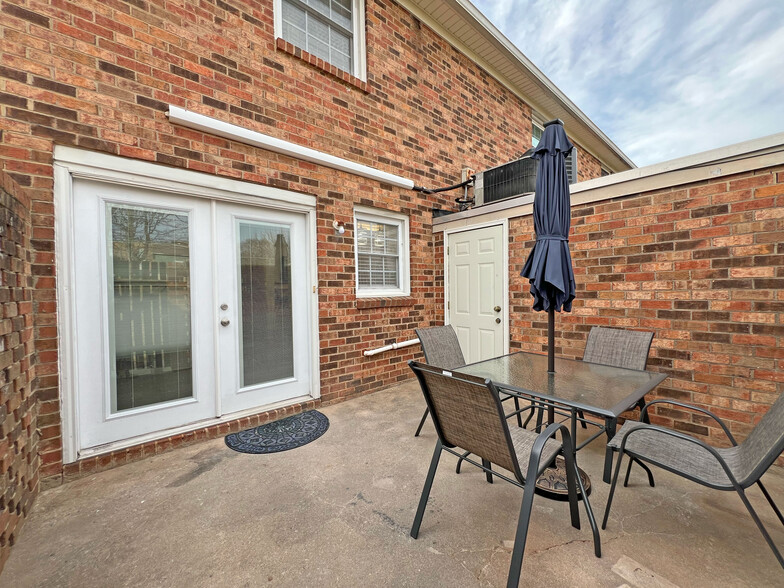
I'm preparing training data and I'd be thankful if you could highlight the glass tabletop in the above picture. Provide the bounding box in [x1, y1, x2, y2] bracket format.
[456, 352, 667, 418]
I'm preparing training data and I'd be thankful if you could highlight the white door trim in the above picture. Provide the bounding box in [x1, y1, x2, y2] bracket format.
[54, 148, 320, 463]
[443, 219, 510, 356]
[53, 146, 316, 211]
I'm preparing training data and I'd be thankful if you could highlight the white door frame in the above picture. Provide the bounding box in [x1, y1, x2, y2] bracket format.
[54, 146, 320, 463]
[443, 219, 510, 356]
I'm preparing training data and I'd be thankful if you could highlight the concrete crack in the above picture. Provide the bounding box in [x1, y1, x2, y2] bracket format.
[528, 537, 592, 556]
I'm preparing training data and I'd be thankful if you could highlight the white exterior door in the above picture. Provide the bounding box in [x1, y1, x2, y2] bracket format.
[71, 179, 313, 452]
[215, 204, 311, 414]
[447, 225, 506, 363]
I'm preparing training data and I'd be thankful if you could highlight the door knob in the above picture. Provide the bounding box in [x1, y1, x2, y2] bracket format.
[495, 318, 501, 324]
[220, 319, 230, 327]
[494, 306, 501, 312]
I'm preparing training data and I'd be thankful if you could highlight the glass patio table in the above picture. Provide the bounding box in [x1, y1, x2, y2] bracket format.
[456, 351, 667, 483]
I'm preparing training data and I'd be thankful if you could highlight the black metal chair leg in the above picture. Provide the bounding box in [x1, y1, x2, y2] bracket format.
[514, 396, 523, 428]
[561, 448, 581, 530]
[623, 458, 633, 487]
[573, 459, 601, 557]
[636, 458, 655, 487]
[623, 457, 655, 488]
[506, 477, 538, 588]
[455, 450, 470, 474]
[535, 401, 544, 432]
[736, 487, 784, 569]
[482, 458, 493, 484]
[603, 419, 618, 483]
[522, 409, 535, 429]
[577, 409, 588, 429]
[570, 411, 578, 453]
[757, 480, 784, 527]
[620, 401, 652, 484]
[602, 451, 627, 530]
[411, 441, 442, 539]
[414, 407, 429, 437]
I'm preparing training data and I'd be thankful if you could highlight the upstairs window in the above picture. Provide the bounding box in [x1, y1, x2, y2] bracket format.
[277, 0, 366, 80]
[353, 207, 410, 298]
[532, 121, 543, 148]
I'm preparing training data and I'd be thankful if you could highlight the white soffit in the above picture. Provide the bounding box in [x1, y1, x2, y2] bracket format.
[401, 0, 635, 172]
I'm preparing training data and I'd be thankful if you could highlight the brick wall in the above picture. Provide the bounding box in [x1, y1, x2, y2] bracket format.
[0, 0, 605, 481]
[0, 170, 38, 572]
[509, 165, 784, 450]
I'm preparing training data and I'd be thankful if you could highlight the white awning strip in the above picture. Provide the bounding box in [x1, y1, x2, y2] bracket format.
[166, 106, 415, 190]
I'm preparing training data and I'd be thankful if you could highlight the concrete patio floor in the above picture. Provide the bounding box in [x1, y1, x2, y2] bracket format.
[4, 380, 784, 587]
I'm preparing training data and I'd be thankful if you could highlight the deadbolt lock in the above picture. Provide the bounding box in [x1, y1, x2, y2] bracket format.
[495, 318, 501, 324]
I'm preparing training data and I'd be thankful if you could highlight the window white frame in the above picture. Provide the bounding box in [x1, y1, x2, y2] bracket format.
[353, 206, 410, 298]
[532, 119, 544, 148]
[274, 0, 367, 81]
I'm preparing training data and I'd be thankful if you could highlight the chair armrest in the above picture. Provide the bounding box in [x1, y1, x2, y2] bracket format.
[618, 423, 741, 488]
[640, 399, 737, 446]
[523, 421, 573, 484]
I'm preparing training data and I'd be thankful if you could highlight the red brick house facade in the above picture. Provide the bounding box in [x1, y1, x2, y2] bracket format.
[0, 0, 630, 563]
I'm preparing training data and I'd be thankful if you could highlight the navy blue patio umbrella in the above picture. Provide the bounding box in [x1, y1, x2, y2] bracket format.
[520, 119, 576, 373]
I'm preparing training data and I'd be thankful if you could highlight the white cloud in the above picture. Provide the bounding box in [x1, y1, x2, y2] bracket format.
[471, 0, 784, 166]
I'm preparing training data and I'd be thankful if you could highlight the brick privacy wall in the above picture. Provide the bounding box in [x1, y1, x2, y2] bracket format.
[509, 165, 784, 452]
[0, 0, 605, 481]
[0, 169, 38, 572]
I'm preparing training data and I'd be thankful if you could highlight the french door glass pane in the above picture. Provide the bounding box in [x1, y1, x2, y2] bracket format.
[107, 204, 193, 412]
[238, 221, 294, 387]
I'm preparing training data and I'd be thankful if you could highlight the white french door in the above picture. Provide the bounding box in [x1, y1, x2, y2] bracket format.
[215, 204, 311, 414]
[71, 179, 313, 451]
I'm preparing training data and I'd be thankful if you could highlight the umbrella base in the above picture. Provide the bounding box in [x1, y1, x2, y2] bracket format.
[535, 455, 591, 500]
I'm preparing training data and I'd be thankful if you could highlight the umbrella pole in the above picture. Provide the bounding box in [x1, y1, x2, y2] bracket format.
[547, 308, 555, 373]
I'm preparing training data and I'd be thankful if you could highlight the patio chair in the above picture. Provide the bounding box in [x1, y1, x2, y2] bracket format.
[409, 361, 600, 588]
[581, 326, 656, 486]
[536, 327, 655, 434]
[414, 325, 525, 438]
[602, 395, 784, 569]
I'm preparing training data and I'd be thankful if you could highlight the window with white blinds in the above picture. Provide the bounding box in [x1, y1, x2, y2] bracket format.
[278, 0, 365, 79]
[353, 207, 410, 297]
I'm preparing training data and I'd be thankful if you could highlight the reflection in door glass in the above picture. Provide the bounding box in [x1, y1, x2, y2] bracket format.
[107, 204, 193, 412]
[238, 221, 294, 387]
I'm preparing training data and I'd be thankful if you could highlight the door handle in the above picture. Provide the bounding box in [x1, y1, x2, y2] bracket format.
[220, 319, 230, 327]
[494, 306, 501, 313]
[495, 318, 501, 324]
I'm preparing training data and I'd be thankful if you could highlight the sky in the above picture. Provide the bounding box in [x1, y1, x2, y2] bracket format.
[471, 0, 784, 167]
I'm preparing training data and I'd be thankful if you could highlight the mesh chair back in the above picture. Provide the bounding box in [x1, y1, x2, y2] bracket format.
[736, 392, 784, 485]
[583, 327, 654, 371]
[416, 325, 466, 369]
[410, 361, 521, 479]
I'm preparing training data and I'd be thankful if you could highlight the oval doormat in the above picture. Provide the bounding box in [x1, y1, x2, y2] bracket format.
[225, 410, 329, 454]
